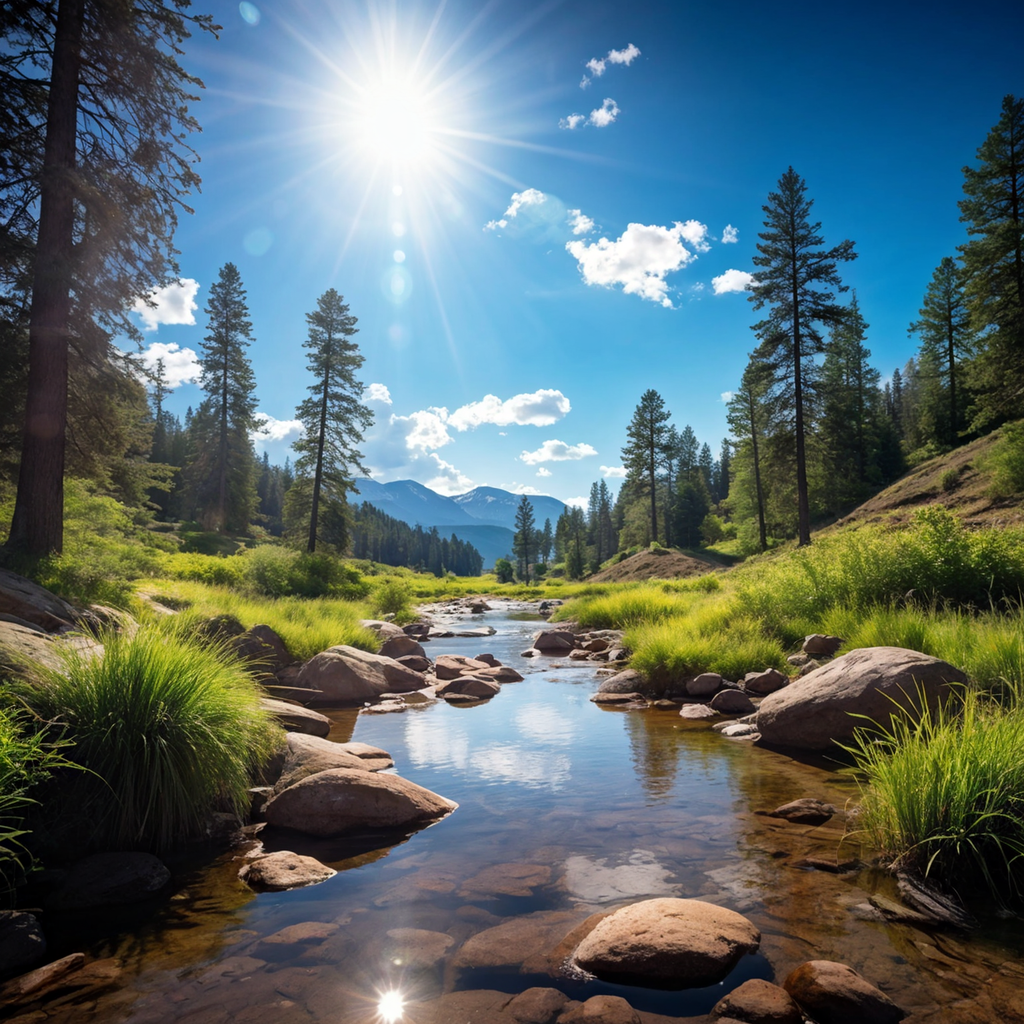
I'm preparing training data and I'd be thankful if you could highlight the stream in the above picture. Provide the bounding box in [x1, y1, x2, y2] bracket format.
[19, 602, 1024, 1023]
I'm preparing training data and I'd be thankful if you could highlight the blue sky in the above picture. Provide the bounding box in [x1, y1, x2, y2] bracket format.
[134, 0, 1023, 508]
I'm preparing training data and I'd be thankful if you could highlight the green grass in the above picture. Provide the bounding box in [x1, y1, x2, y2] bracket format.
[13, 626, 281, 853]
[846, 688, 1024, 903]
[142, 580, 379, 661]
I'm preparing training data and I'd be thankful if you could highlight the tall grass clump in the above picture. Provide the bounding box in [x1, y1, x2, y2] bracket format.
[988, 421, 1024, 496]
[556, 584, 696, 630]
[371, 577, 414, 622]
[848, 690, 1024, 903]
[17, 628, 281, 853]
[0, 706, 69, 889]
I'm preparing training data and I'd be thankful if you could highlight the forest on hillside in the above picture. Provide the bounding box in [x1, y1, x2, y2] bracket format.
[0, 0, 1020, 583]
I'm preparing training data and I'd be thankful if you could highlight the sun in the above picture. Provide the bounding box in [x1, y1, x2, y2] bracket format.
[353, 76, 441, 167]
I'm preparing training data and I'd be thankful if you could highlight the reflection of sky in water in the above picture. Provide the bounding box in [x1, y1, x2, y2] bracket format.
[403, 705, 571, 790]
[563, 849, 681, 903]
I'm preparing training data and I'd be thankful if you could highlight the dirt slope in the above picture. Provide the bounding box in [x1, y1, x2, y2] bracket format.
[588, 547, 727, 582]
[830, 427, 1024, 531]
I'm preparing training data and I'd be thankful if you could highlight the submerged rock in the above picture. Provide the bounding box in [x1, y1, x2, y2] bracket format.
[766, 798, 836, 826]
[783, 960, 906, 1024]
[45, 853, 170, 910]
[571, 897, 761, 986]
[711, 978, 802, 1023]
[756, 647, 967, 751]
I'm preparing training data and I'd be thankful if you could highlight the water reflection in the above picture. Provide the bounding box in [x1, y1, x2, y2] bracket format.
[562, 849, 681, 904]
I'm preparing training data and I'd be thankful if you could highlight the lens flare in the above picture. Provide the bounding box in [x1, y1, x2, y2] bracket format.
[377, 989, 405, 1023]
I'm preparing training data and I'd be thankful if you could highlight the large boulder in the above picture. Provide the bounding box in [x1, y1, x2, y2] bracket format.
[293, 645, 426, 703]
[756, 647, 967, 751]
[476, 665, 524, 683]
[533, 630, 576, 653]
[571, 897, 760, 986]
[259, 697, 330, 738]
[436, 675, 501, 699]
[783, 960, 905, 1024]
[234, 624, 294, 670]
[598, 669, 647, 695]
[802, 634, 844, 658]
[264, 768, 457, 836]
[711, 978, 802, 1023]
[0, 621, 63, 674]
[434, 654, 489, 679]
[238, 851, 336, 892]
[379, 635, 426, 660]
[710, 690, 756, 715]
[743, 668, 789, 695]
[359, 619, 406, 642]
[270, 732, 388, 795]
[0, 569, 79, 632]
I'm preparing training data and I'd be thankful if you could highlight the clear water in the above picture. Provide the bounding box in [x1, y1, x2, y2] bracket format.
[25, 604, 1024, 1023]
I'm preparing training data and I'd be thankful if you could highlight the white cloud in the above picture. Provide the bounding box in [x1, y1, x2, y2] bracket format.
[564, 495, 589, 509]
[253, 414, 303, 444]
[484, 188, 547, 230]
[520, 439, 598, 465]
[566, 220, 709, 307]
[722, 224, 739, 244]
[131, 278, 200, 331]
[589, 98, 619, 128]
[712, 269, 755, 295]
[536, 467, 552, 478]
[139, 342, 201, 389]
[449, 389, 570, 431]
[401, 408, 453, 451]
[601, 465, 627, 479]
[511, 484, 544, 495]
[568, 209, 595, 235]
[425, 454, 473, 495]
[721, 391, 735, 403]
[581, 43, 641, 87]
[363, 382, 392, 405]
[559, 98, 620, 130]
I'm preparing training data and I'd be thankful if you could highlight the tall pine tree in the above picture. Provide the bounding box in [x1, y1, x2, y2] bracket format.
[621, 389, 671, 544]
[750, 167, 856, 545]
[290, 288, 371, 553]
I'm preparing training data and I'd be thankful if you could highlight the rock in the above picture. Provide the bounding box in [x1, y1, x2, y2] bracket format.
[252, 921, 339, 959]
[650, 699, 677, 709]
[783, 960, 906, 1024]
[0, 620, 65, 674]
[435, 654, 489, 679]
[687, 672, 723, 697]
[239, 852, 336, 891]
[787, 653, 811, 667]
[453, 910, 586, 971]
[476, 653, 501, 667]
[384, 928, 454, 969]
[559, 994, 641, 1023]
[379, 635, 426, 660]
[46, 852, 170, 910]
[803, 634, 844, 658]
[0, 568, 79, 632]
[271, 732, 384, 794]
[584, 638, 610, 653]
[711, 978, 802, 1023]
[505, 987, 569, 1023]
[743, 668, 789, 695]
[0, 953, 86, 1002]
[0, 912, 46, 977]
[756, 647, 967, 751]
[533, 630, 576, 653]
[459, 863, 551, 898]
[335, 740, 394, 763]
[359, 619, 406, 642]
[679, 703, 718, 719]
[767, 798, 836, 826]
[797, 660, 821, 677]
[195, 613, 247, 641]
[718, 723, 760, 738]
[436, 675, 501, 699]
[896, 872, 977, 929]
[569, 649, 592, 660]
[234, 624, 294, 670]
[477, 665, 525, 683]
[260, 697, 331, 738]
[264, 767, 457, 836]
[455, 626, 498, 638]
[403, 622, 430, 638]
[597, 669, 646, 694]
[710, 690, 756, 714]
[397, 654, 432, 673]
[591, 692, 644, 705]
[606, 648, 630, 662]
[294, 645, 427, 703]
[571, 897, 761, 986]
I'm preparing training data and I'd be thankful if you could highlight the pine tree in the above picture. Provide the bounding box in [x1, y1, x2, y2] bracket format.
[564, 506, 587, 579]
[186, 263, 259, 533]
[960, 95, 1024, 426]
[727, 354, 773, 552]
[909, 257, 973, 445]
[717, 439, 731, 504]
[621, 389, 671, 543]
[291, 288, 372, 553]
[750, 167, 856, 545]
[513, 494, 536, 580]
[540, 518, 553, 564]
[3, 0, 215, 559]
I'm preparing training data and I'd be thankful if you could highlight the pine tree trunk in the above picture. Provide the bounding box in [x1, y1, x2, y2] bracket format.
[790, 229, 811, 546]
[307, 360, 331, 553]
[6, 0, 85, 560]
[747, 386, 767, 553]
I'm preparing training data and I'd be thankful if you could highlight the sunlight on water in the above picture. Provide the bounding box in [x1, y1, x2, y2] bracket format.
[376, 989, 405, 1023]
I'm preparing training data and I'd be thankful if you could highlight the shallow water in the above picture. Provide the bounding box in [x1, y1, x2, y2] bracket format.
[19, 604, 1024, 1023]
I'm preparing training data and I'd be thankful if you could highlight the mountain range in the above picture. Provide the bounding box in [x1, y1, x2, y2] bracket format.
[351, 479, 567, 568]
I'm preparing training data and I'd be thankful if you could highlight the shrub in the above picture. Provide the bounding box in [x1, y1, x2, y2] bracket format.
[989, 422, 1024, 496]
[242, 545, 295, 597]
[372, 577, 414, 621]
[847, 690, 1024, 904]
[17, 628, 280, 853]
[940, 466, 960, 492]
